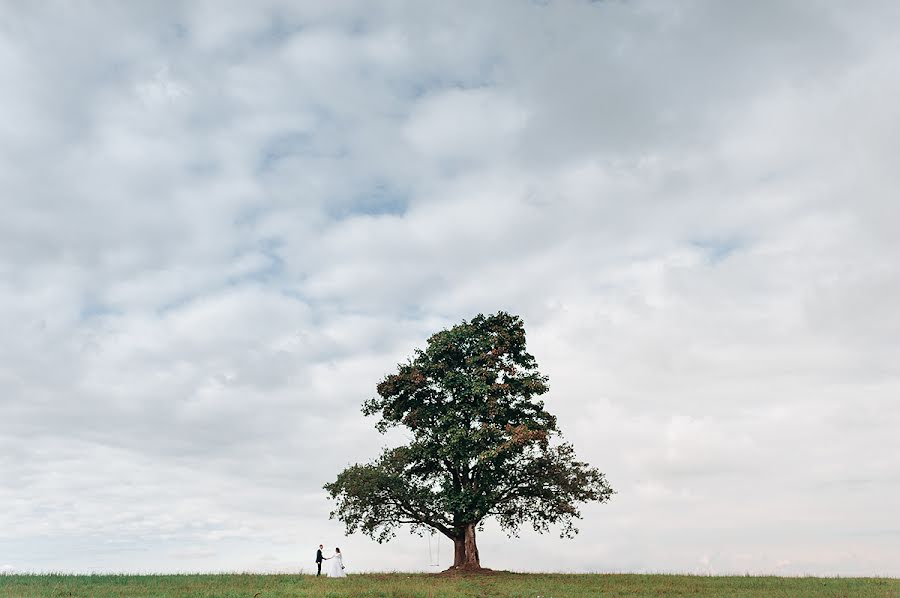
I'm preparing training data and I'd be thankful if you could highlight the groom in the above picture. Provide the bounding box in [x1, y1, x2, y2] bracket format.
[315, 544, 324, 576]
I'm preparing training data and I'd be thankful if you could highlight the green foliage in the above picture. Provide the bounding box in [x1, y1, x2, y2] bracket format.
[323, 446, 452, 542]
[324, 312, 613, 547]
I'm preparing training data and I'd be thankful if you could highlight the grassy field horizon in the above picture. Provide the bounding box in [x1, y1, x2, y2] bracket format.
[2, 572, 898, 597]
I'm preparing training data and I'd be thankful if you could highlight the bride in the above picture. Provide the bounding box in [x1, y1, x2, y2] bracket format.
[325, 547, 346, 578]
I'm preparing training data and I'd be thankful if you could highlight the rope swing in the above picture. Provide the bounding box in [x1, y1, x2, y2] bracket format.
[427, 530, 440, 567]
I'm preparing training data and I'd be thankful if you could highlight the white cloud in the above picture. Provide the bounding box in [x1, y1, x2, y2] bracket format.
[1, 0, 899, 577]
[404, 88, 527, 163]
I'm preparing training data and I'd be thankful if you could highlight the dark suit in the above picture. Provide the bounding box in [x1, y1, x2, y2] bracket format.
[316, 548, 324, 576]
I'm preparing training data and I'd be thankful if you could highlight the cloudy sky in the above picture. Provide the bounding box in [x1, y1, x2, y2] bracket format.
[2, 0, 899, 576]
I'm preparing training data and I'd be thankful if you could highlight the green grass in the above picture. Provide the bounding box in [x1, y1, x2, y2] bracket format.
[1, 572, 898, 598]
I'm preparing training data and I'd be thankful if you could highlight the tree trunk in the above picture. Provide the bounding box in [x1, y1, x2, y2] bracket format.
[448, 524, 481, 570]
[452, 536, 466, 568]
[463, 523, 481, 568]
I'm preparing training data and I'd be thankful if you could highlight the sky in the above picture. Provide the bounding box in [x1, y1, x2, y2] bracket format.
[1, 0, 899, 577]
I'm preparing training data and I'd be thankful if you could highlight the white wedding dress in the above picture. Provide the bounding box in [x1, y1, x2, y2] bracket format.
[327, 553, 346, 577]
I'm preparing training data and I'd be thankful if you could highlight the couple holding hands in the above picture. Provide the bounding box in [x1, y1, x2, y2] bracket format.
[315, 544, 346, 578]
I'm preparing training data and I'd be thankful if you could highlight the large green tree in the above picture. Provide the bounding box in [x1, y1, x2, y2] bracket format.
[324, 312, 613, 570]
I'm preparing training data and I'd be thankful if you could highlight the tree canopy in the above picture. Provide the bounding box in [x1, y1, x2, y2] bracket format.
[324, 311, 614, 569]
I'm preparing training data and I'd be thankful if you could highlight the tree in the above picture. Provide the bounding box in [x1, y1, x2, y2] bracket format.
[324, 312, 614, 570]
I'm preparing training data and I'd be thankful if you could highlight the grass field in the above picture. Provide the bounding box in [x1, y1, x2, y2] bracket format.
[1, 572, 898, 598]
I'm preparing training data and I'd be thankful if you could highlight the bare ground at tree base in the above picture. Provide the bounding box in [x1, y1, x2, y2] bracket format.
[435, 565, 503, 576]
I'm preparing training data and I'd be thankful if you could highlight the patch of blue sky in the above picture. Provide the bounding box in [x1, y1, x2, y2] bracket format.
[257, 113, 350, 173]
[233, 203, 268, 229]
[156, 294, 201, 317]
[257, 131, 316, 172]
[327, 182, 408, 220]
[152, 255, 287, 317]
[162, 22, 189, 45]
[252, 15, 304, 47]
[228, 238, 286, 287]
[277, 285, 312, 307]
[689, 237, 744, 264]
[186, 159, 219, 177]
[79, 300, 121, 321]
[403, 66, 501, 101]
